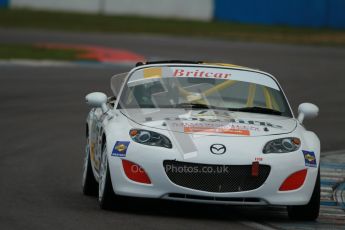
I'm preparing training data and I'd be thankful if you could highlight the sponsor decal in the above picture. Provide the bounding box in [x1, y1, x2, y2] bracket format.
[168, 120, 258, 135]
[164, 115, 283, 129]
[90, 142, 95, 161]
[255, 157, 263, 162]
[90, 142, 100, 168]
[184, 126, 250, 136]
[302, 150, 317, 167]
[144, 67, 162, 79]
[112, 141, 130, 157]
[173, 68, 231, 79]
[182, 122, 259, 132]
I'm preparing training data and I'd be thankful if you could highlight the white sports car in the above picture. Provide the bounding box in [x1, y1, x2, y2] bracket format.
[83, 61, 320, 220]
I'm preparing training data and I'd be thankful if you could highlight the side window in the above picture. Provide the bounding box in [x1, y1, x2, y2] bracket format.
[121, 81, 165, 108]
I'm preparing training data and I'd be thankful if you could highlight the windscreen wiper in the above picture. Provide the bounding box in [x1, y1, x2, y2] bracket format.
[176, 102, 210, 109]
[231, 106, 282, 115]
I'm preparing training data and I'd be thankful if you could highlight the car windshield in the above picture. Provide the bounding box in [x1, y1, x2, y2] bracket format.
[116, 66, 292, 117]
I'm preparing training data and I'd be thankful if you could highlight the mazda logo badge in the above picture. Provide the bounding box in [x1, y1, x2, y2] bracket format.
[210, 144, 226, 155]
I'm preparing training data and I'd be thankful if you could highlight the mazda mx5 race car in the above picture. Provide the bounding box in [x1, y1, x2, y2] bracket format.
[83, 61, 320, 220]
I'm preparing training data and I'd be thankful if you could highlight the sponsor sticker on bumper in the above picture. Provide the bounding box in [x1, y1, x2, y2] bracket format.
[112, 141, 130, 157]
[302, 150, 317, 167]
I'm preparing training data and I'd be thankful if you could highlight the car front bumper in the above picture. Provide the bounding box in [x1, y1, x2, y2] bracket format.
[107, 139, 319, 206]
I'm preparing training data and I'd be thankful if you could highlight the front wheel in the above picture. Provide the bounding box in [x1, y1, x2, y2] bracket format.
[82, 137, 98, 196]
[287, 169, 320, 221]
[98, 142, 119, 210]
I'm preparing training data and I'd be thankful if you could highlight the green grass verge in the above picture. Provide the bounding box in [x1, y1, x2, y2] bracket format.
[1, 9, 345, 46]
[0, 44, 81, 60]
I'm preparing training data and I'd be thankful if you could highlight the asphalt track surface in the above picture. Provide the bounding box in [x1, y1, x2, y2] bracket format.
[1, 28, 345, 229]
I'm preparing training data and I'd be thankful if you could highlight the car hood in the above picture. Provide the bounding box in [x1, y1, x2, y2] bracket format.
[120, 109, 297, 137]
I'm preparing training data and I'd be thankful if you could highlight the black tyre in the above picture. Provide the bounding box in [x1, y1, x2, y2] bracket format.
[287, 169, 320, 221]
[82, 137, 98, 196]
[98, 141, 119, 210]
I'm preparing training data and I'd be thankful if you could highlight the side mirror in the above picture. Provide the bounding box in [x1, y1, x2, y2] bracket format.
[297, 103, 319, 123]
[85, 92, 108, 112]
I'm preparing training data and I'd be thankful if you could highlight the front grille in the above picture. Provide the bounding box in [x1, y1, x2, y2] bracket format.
[163, 160, 270, 193]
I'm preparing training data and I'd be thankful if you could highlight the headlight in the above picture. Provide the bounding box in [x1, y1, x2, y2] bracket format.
[263, 137, 301, 153]
[129, 129, 172, 149]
